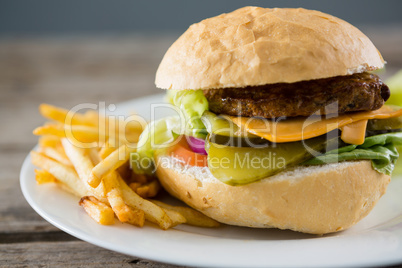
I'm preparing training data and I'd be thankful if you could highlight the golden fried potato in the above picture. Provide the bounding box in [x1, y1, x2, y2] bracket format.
[79, 196, 114, 225]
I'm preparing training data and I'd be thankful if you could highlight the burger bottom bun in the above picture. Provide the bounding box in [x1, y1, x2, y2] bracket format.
[155, 156, 390, 234]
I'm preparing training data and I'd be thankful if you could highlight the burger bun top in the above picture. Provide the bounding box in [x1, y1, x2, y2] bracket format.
[155, 6, 385, 90]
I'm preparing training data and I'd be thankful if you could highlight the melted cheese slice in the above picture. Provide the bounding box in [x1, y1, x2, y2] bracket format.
[340, 119, 368, 145]
[227, 106, 402, 144]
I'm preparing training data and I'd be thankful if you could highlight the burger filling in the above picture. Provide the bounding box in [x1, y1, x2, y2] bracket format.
[133, 72, 402, 186]
[204, 72, 390, 118]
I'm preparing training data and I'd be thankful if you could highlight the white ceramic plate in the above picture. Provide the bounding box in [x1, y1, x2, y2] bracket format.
[21, 94, 402, 267]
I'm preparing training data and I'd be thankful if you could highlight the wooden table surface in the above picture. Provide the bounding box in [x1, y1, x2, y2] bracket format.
[1, 27, 402, 267]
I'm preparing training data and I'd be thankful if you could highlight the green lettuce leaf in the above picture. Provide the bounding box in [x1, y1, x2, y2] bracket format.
[131, 90, 210, 174]
[303, 132, 402, 175]
[132, 90, 210, 174]
[131, 116, 183, 174]
[167, 89, 209, 138]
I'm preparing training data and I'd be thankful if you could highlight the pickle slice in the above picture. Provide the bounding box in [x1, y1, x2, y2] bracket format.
[367, 116, 402, 131]
[206, 131, 341, 185]
[209, 133, 272, 147]
[201, 111, 259, 138]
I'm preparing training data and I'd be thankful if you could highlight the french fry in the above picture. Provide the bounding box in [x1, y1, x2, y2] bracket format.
[33, 104, 191, 230]
[38, 135, 72, 166]
[33, 123, 64, 137]
[61, 139, 107, 199]
[116, 175, 174, 229]
[39, 146, 72, 167]
[160, 208, 186, 227]
[39, 103, 144, 139]
[124, 115, 145, 133]
[128, 182, 142, 193]
[89, 144, 136, 188]
[79, 196, 114, 225]
[116, 160, 131, 180]
[136, 180, 161, 199]
[41, 104, 141, 135]
[35, 169, 58, 184]
[31, 151, 87, 197]
[34, 124, 106, 144]
[35, 168, 77, 195]
[83, 110, 100, 122]
[99, 142, 117, 159]
[38, 135, 61, 148]
[107, 188, 145, 227]
[88, 147, 102, 165]
[131, 173, 148, 184]
[40, 104, 94, 126]
[61, 139, 94, 181]
[121, 130, 142, 144]
[151, 200, 220, 228]
[107, 113, 145, 139]
[103, 172, 146, 227]
[84, 109, 145, 139]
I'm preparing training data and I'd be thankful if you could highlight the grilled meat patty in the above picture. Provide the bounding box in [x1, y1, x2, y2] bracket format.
[204, 72, 390, 118]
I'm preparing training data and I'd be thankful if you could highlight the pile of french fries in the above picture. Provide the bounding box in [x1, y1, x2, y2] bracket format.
[31, 104, 219, 229]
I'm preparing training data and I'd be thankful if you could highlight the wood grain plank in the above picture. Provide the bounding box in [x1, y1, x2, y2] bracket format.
[0, 241, 182, 267]
[0, 231, 77, 244]
[0, 150, 60, 233]
[0, 35, 176, 147]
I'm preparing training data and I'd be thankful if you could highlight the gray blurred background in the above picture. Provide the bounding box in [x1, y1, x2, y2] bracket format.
[1, 0, 402, 35]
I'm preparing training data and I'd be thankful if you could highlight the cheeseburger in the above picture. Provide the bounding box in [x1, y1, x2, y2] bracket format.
[133, 7, 402, 234]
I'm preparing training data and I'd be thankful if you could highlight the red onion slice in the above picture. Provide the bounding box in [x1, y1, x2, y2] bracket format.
[187, 136, 207, 155]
